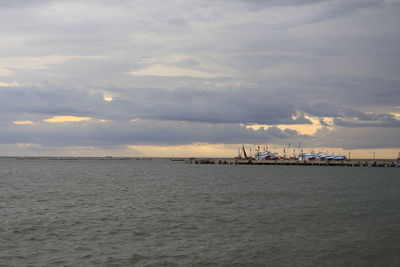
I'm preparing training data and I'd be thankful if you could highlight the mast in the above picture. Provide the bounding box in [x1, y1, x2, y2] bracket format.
[242, 145, 248, 159]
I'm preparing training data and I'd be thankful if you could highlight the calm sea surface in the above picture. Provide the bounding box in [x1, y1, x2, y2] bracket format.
[0, 158, 399, 266]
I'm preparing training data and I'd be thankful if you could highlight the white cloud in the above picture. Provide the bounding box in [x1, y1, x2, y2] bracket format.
[0, 81, 18, 86]
[0, 55, 105, 70]
[0, 67, 11, 76]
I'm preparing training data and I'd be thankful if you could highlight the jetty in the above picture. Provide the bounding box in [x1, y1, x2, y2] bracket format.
[185, 158, 399, 167]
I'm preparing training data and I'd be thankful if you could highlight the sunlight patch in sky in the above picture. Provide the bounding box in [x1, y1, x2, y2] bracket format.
[0, 81, 18, 86]
[103, 94, 113, 102]
[246, 116, 334, 135]
[13, 120, 34, 125]
[43, 116, 92, 123]
[129, 143, 237, 157]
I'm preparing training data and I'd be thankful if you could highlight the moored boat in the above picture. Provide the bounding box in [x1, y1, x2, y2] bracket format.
[298, 153, 316, 161]
[255, 151, 279, 160]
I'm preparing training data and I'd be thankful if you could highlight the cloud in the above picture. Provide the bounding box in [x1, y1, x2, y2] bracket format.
[0, 0, 51, 8]
[13, 120, 34, 125]
[2, 115, 397, 150]
[0, 0, 399, 154]
[333, 116, 400, 128]
[1, 80, 398, 128]
[314, 126, 400, 149]
[43, 116, 92, 123]
[0, 119, 307, 147]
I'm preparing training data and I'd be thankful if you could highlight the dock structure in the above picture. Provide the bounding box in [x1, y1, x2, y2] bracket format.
[184, 158, 399, 167]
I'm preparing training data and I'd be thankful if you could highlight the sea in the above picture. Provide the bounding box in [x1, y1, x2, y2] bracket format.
[0, 158, 399, 267]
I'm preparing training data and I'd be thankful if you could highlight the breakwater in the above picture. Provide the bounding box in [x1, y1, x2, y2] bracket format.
[185, 158, 399, 167]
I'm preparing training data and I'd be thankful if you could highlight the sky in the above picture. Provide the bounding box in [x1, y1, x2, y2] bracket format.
[0, 0, 399, 158]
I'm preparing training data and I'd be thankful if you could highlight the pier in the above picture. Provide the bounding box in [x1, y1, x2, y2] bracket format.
[185, 158, 399, 167]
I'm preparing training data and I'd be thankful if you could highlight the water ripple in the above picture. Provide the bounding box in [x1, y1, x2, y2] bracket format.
[0, 159, 399, 266]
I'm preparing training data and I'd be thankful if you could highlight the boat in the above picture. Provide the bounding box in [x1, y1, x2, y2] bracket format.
[255, 151, 279, 160]
[316, 153, 327, 160]
[254, 146, 279, 160]
[298, 153, 316, 161]
[325, 155, 335, 161]
[324, 154, 347, 161]
[334, 154, 347, 160]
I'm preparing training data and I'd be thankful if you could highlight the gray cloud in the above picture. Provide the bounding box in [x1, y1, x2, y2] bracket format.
[1, 79, 399, 128]
[333, 116, 400, 128]
[0, 119, 306, 147]
[314, 126, 400, 149]
[0, 0, 51, 8]
[0, 0, 399, 153]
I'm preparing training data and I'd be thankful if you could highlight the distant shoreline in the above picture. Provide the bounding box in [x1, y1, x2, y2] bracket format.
[0, 156, 397, 161]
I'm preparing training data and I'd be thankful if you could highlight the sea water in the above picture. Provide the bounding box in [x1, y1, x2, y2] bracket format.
[1, 158, 399, 266]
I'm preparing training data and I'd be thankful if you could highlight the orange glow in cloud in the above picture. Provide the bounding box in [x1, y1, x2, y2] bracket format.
[129, 143, 236, 157]
[246, 116, 333, 135]
[43, 116, 91, 123]
[13, 120, 34, 125]
[246, 123, 320, 135]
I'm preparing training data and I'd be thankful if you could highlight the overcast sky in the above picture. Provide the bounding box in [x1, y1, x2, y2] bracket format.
[0, 0, 399, 157]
